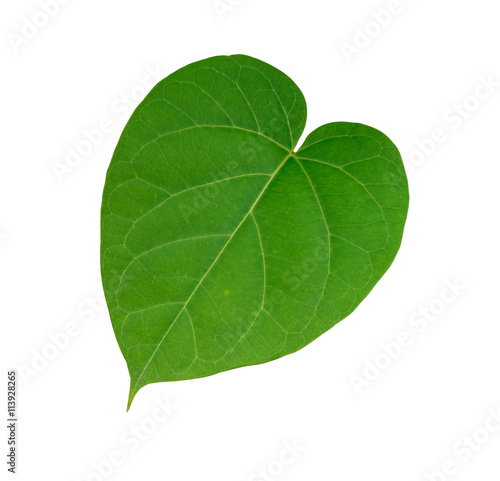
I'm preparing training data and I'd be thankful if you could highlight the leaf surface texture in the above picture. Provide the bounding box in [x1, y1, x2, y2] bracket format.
[100, 55, 409, 409]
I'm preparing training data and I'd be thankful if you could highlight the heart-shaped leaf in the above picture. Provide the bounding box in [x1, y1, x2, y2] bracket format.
[101, 54, 409, 409]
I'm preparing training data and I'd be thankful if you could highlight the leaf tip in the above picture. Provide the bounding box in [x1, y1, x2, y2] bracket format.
[127, 381, 140, 412]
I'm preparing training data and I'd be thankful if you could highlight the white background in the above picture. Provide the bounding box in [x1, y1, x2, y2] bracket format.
[2, 0, 500, 480]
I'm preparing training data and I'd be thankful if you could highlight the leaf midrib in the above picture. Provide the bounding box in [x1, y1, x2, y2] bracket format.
[129, 150, 295, 400]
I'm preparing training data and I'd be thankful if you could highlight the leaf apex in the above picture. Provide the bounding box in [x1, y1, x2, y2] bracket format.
[127, 380, 141, 411]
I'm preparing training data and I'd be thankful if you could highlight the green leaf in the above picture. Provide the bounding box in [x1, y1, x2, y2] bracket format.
[100, 54, 409, 410]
